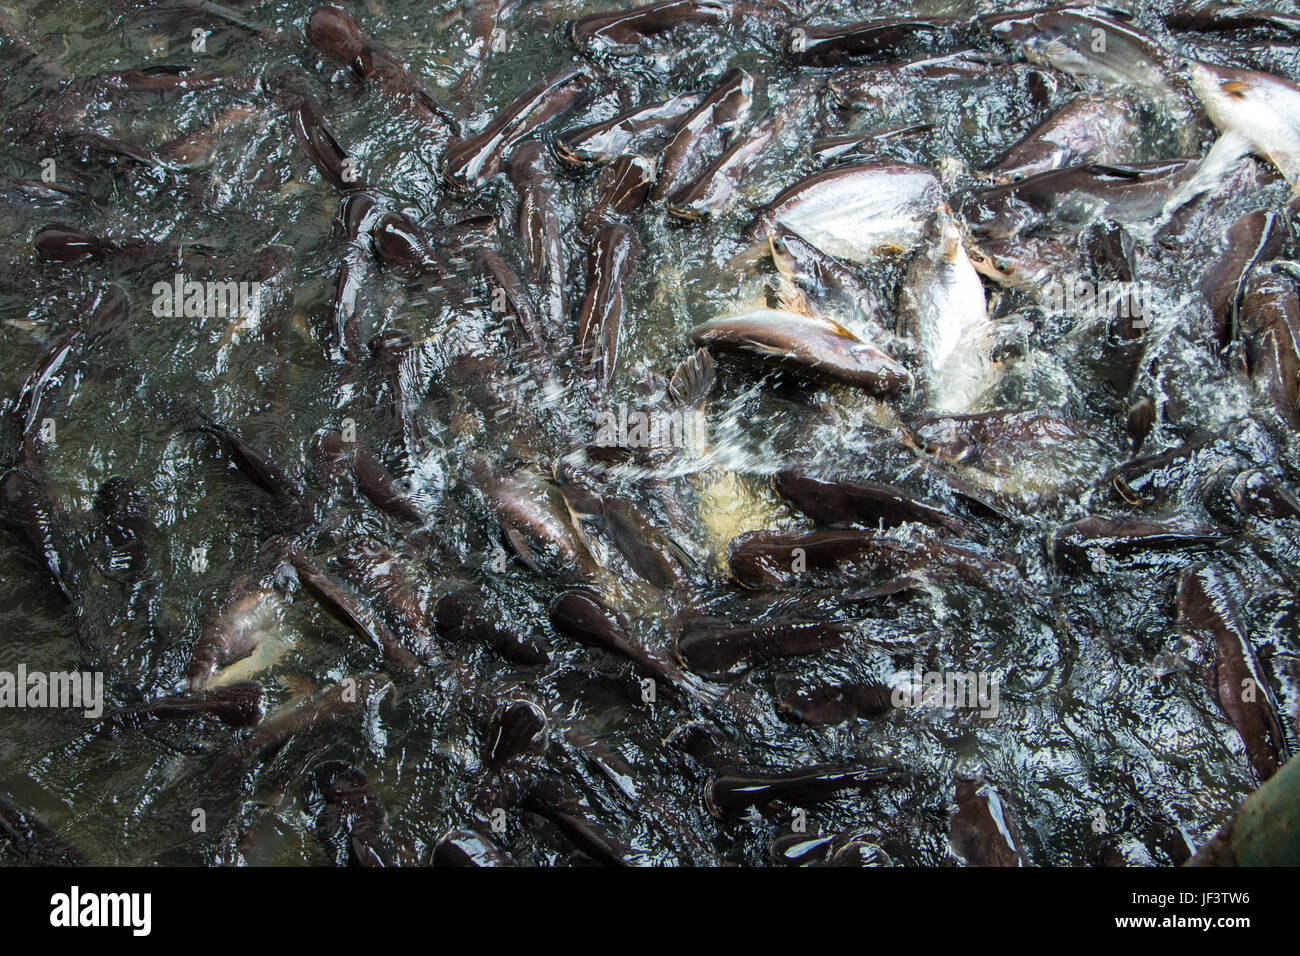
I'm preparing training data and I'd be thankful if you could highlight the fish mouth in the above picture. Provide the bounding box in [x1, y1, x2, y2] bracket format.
[665, 202, 708, 222]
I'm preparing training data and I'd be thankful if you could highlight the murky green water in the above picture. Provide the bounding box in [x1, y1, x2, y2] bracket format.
[0, 0, 1297, 865]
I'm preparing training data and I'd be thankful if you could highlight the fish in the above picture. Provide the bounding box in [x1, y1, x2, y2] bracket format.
[774, 675, 895, 725]
[550, 590, 685, 686]
[0, 795, 88, 865]
[188, 413, 313, 524]
[521, 778, 634, 866]
[581, 154, 656, 234]
[984, 96, 1140, 183]
[810, 123, 934, 165]
[509, 142, 566, 332]
[773, 469, 974, 536]
[332, 538, 444, 665]
[427, 828, 516, 866]
[475, 247, 544, 358]
[367, 329, 428, 463]
[1049, 515, 1228, 573]
[473, 463, 603, 584]
[368, 211, 461, 293]
[1167, 3, 1300, 36]
[572, 0, 731, 56]
[1200, 211, 1285, 348]
[306, 5, 457, 132]
[650, 67, 752, 203]
[0, 465, 78, 604]
[897, 211, 992, 412]
[7, 284, 129, 457]
[1221, 468, 1300, 521]
[1187, 59, 1300, 188]
[276, 541, 426, 682]
[781, 16, 973, 67]
[705, 765, 903, 819]
[307, 760, 396, 866]
[1178, 564, 1292, 780]
[741, 161, 943, 263]
[310, 428, 430, 524]
[98, 681, 265, 731]
[768, 225, 882, 324]
[484, 700, 549, 772]
[188, 579, 283, 689]
[557, 93, 702, 167]
[983, 8, 1186, 107]
[727, 527, 1025, 593]
[263, 65, 365, 191]
[691, 309, 911, 395]
[666, 111, 777, 221]
[442, 63, 595, 190]
[577, 224, 640, 390]
[827, 51, 1023, 112]
[676, 618, 850, 680]
[949, 776, 1027, 866]
[1238, 269, 1300, 429]
[434, 588, 553, 665]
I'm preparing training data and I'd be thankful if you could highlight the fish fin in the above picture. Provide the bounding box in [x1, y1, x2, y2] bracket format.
[773, 277, 814, 316]
[668, 348, 715, 409]
[502, 527, 539, 572]
[1220, 80, 1249, 98]
[940, 231, 963, 264]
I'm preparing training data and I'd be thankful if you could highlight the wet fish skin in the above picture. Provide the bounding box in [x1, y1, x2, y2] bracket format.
[741, 161, 943, 263]
[577, 224, 640, 390]
[310, 428, 428, 525]
[1178, 564, 1292, 781]
[1050, 515, 1228, 574]
[475, 464, 602, 584]
[442, 63, 595, 190]
[773, 676, 895, 725]
[475, 246, 544, 357]
[434, 588, 552, 665]
[101, 681, 265, 730]
[705, 765, 904, 819]
[509, 142, 566, 333]
[188, 579, 281, 689]
[367, 329, 427, 463]
[773, 469, 973, 536]
[1187, 59, 1300, 187]
[557, 93, 702, 167]
[1238, 269, 1300, 429]
[666, 110, 777, 221]
[949, 776, 1027, 867]
[0, 465, 79, 604]
[768, 225, 881, 323]
[984, 96, 1140, 183]
[676, 617, 850, 680]
[691, 309, 911, 395]
[427, 828, 516, 866]
[307, 5, 456, 131]
[277, 541, 426, 682]
[650, 67, 753, 203]
[550, 589, 683, 685]
[521, 778, 634, 866]
[484, 700, 549, 772]
[581, 154, 655, 234]
[1200, 210, 1285, 348]
[781, 16, 972, 67]
[308, 760, 396, 867]
[571, 0, 728, 56]
[264, 65, 365, 191]
[1226, 468, 1300, 521]
[810, 123, 933, 164]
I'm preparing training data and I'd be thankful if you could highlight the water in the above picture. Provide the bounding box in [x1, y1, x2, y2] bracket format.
[0, 0, 1298, 865]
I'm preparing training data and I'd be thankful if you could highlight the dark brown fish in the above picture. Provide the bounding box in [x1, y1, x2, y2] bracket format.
[550, 590, 683, 686]
[509, 142, 566, 332]
[1239, 269, 1300, 429]
[572, 0, 729, 55]
[99, 681, 264, 730]
[557, 93, 702, 167]
[949, 776, 1027, 866]
[442, 63, 595, 190]
[434, 588, 552, 665]
[310, 428, 428, 525]
[650, 67, 752, 203]
[1200, 211, 1285, 347]
[781, 16, 971, 67]
[705, 765, 903, 819]
[984, 96, 1140, 182]
[484, 700, 549, 771]
[521, 778, 634, 866]
[577, 224, 640, 389]
[676, 617, 850, 680]
[308, 760, 396, 867]
[475, 247, 544, 356]
[581, 154, 655, 233]
[307, 5, 456, 131]
[1049, 515, 1227, 574]
[774, 676, 895, 725]
[666, 111, 776, 221]
[188, 578, 281, 689]
[427, 828, 516, 866]
[773, 469, 973, 535]
[1178, 564, 1291, 781]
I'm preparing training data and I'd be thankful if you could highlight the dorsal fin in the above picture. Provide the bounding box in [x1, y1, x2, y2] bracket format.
[668, 348, 715, 409]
